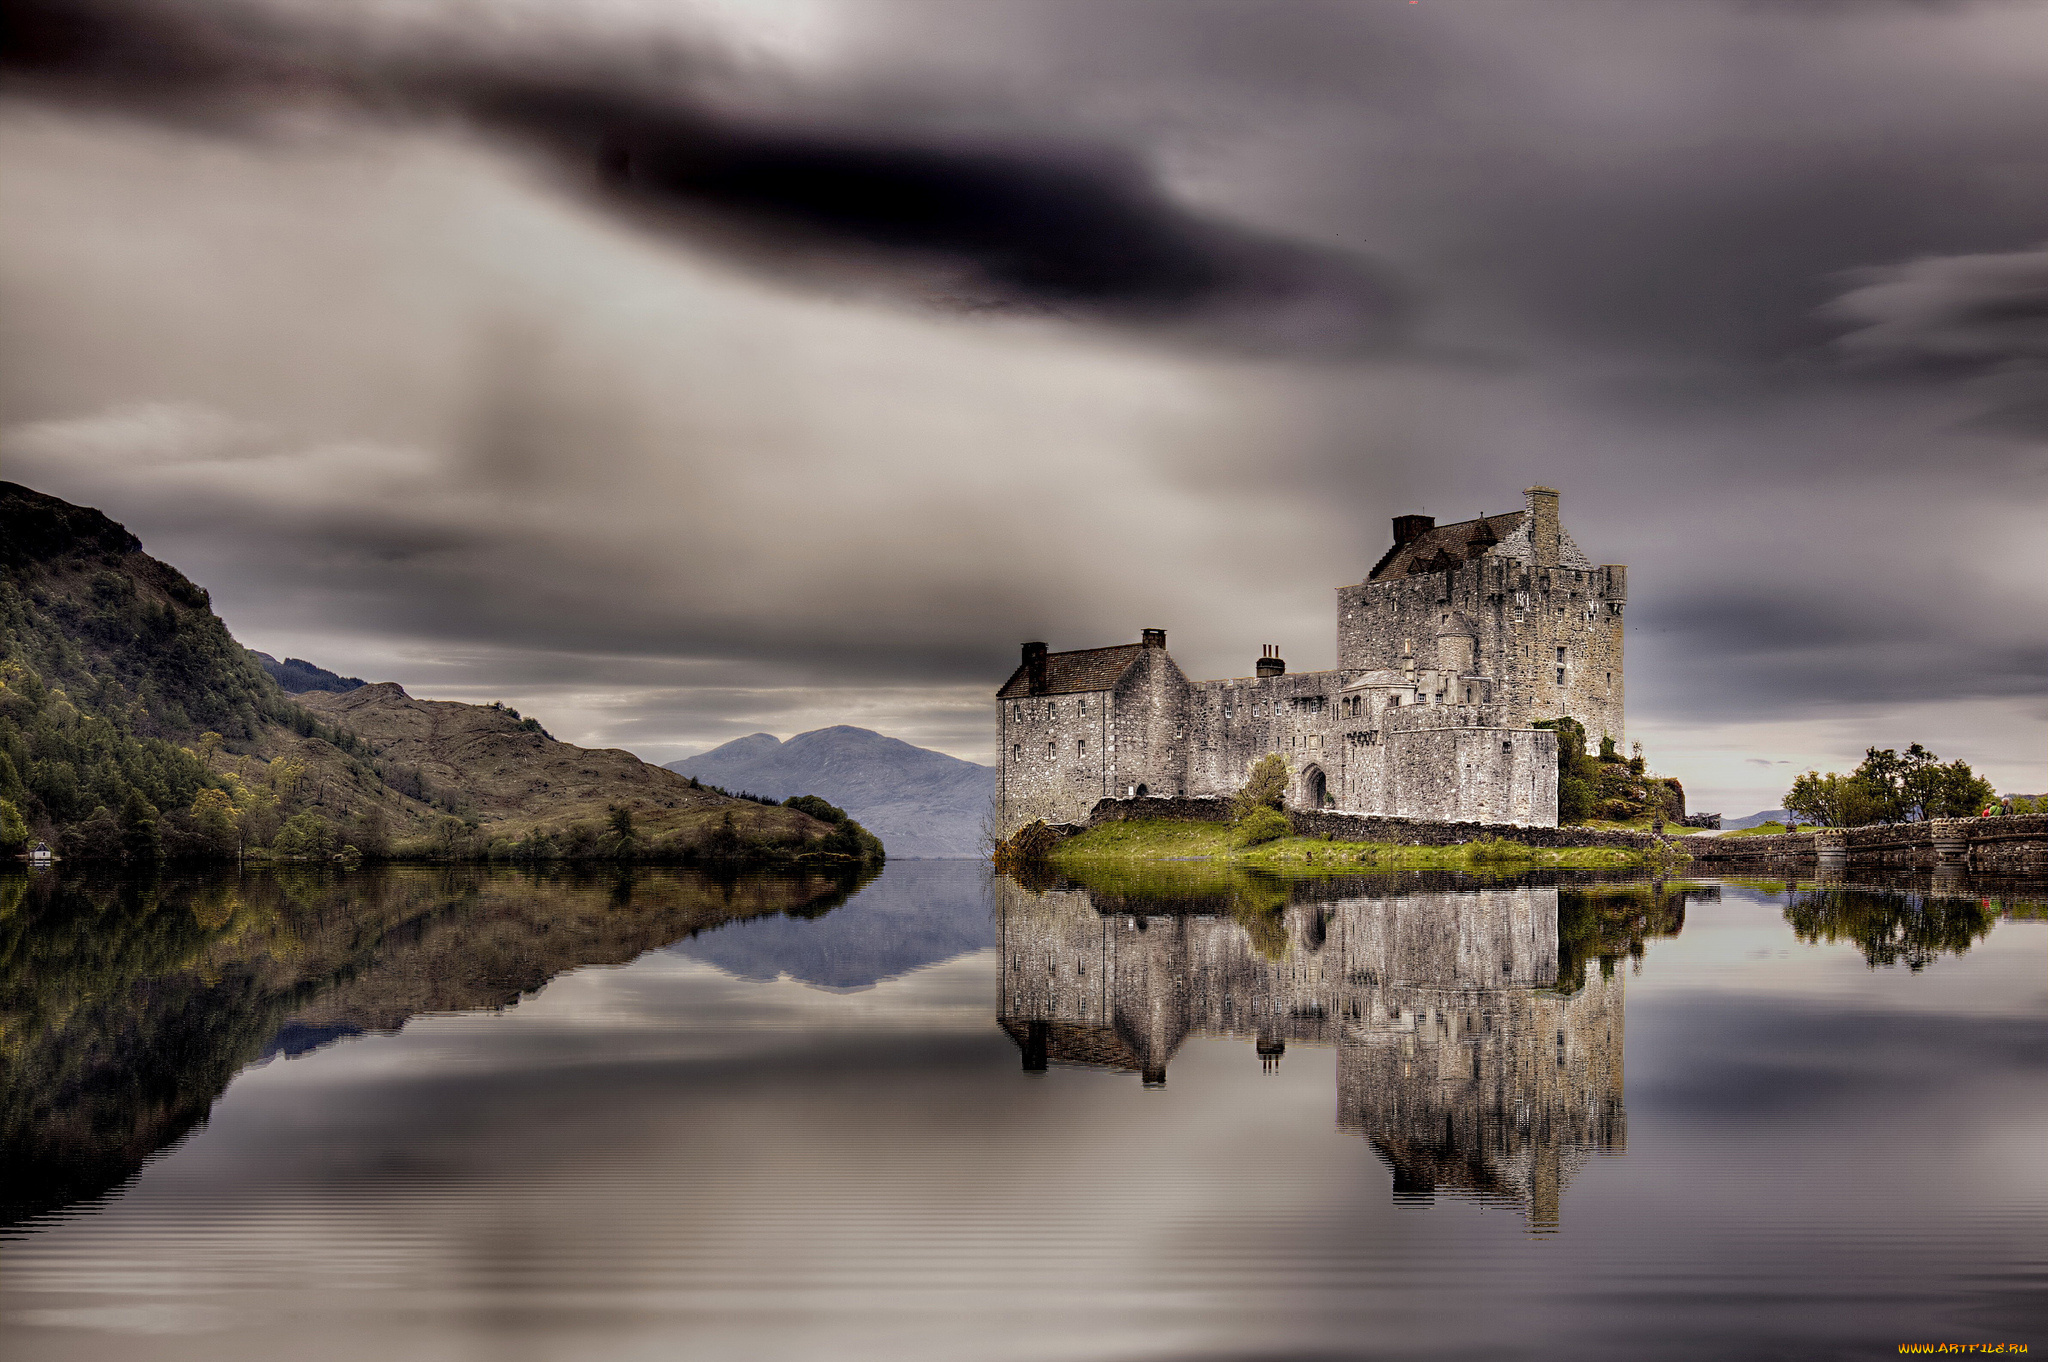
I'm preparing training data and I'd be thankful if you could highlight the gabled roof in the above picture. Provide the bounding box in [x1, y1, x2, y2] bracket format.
[997, 643, 1151, 698]
[1367, 511, 1528, 582]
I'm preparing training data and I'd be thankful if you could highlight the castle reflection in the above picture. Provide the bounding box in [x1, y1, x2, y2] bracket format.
[996, 872, 1704, 1228]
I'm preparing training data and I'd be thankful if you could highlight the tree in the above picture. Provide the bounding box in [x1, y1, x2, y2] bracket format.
[1535, 717, 1598, 823]
[1784, 771, 1873, 828]
[1920, 759, 1994, 819]
[1231, 754, 1289, 822]
[0, 798, 27, 856]
[119, 788, 160, 862]
[708, 810, 742, 859]
[189, 787, 240, 857]
[271, 811, 334, 858]
[784, 794, 847, 824]
[197, 731, 224, 769]
[268, 755, 308, 807]
[352, 806, 391, 858]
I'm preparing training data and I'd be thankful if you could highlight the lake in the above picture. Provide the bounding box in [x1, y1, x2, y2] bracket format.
[2, 860, 2043, 1361]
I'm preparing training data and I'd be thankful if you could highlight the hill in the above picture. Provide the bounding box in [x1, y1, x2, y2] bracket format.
[297, 684, 834, 853]
[252, 652, 365, 694]
[1726, 809, 1793, 830]
[667, 726, 995, 858]
[0, 865, 872, 1225]
[0, 482, 850, 863]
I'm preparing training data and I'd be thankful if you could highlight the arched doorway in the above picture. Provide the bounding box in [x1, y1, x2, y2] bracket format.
[1134, 783, 1150, 798]
[1301, 765, 1327, 809]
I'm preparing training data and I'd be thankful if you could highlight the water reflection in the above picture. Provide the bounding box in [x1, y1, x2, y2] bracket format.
[0, 864, 873, 1228]
[997, 871, 1708, 1228]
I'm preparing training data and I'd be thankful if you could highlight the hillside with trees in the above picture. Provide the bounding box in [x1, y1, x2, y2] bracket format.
[0, 483, 873, 865]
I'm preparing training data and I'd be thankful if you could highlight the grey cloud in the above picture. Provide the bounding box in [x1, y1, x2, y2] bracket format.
[1823, 242, 2048, 373]
[0, 0, 1417, 355]
[4, 0, 2047, 785]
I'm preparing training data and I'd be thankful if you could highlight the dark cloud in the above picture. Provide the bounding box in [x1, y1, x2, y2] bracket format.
[0, 0, 1415, 354]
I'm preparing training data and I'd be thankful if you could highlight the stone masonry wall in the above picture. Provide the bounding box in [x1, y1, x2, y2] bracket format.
[1338, 555, 1626, 752]
[998, 686, 1115, 828]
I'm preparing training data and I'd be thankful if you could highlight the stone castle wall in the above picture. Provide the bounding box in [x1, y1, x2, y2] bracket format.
[1337, 559, 1626, 751]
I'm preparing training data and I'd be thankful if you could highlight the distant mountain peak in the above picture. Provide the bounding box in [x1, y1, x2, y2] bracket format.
[664, 724, 994, 858]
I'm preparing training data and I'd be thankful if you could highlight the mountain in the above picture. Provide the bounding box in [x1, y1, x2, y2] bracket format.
[673, 861, 997, 989]
[1726, 809, 1793, 830]
[667, 726, 995, 858]
[298, 684, 836, 851]
[0, 482, 846, 861]
[252, 652, 365, 694]
[0, 865, 872, 1225]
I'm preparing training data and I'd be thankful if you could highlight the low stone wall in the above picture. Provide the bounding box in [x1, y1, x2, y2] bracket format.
[1081, 796, 1662, 849]
[1071, 799, 2048, 869]
[1286, 808, 1662, 850]
[1085, 795, 1236, 825]
[1693, 815, 2048, 871]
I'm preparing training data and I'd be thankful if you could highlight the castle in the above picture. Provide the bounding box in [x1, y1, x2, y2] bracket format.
[992, 875, 1675, 1226]
[995, 486, 1626, 831]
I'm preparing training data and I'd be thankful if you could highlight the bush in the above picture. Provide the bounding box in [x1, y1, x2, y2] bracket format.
[1230, 755, 1289, 822]
[1469, 836, 1534, 864]
[1233, 806, 1291, 847]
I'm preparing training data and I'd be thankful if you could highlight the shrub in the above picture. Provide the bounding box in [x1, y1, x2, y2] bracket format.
[1469, 836, 1534, 864]
[1233, 806, 1291, 847]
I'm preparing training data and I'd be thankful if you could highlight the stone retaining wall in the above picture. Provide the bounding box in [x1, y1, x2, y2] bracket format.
[1285, 808, 1661, 850]
[1080, 796, 1662, 849]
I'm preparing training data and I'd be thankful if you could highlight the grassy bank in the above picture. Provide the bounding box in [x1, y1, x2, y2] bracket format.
[1048, 819, 1679, 872]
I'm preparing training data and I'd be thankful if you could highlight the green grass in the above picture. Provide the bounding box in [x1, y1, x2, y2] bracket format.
[1048, 819, 1681, 872]
[1720, 821, 1806, 838]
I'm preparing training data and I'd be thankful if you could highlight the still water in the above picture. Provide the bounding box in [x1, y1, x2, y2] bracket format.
[2, 861, 2043, 1361]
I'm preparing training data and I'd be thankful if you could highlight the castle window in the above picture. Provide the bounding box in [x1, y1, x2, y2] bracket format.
[1503, 741, 1512, 753]
[1046, 741, 1054, 759]
[1077, 738, 1086, 756]
[1556, 646, 1566, 662]
[1556, 667, 1566, 684]
[1013, 744, 1021, 761]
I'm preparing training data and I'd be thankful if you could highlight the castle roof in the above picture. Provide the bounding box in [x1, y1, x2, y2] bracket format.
[998, 1019, 1144, 1071]
[1367, 511, 1528, 582]
[996, 643, 1151, 698]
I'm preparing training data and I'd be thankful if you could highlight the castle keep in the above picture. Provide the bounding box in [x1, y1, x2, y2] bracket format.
[996, 486, 1626, 831]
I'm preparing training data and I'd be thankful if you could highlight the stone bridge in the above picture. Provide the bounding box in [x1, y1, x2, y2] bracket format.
[1691, 815, 2048, 873]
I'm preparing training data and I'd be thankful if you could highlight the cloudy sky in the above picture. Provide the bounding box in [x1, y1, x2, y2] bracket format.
[3, 0, 2045, 815]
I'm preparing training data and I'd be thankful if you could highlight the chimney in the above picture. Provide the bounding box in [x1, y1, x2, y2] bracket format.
[1525, 486, 1560, 568]
[1022, 641, 1049, 693]
[1141, 628, 1167, 649]
[1392, 514, 1435, 547]
[1256, 644, 1286, 678]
